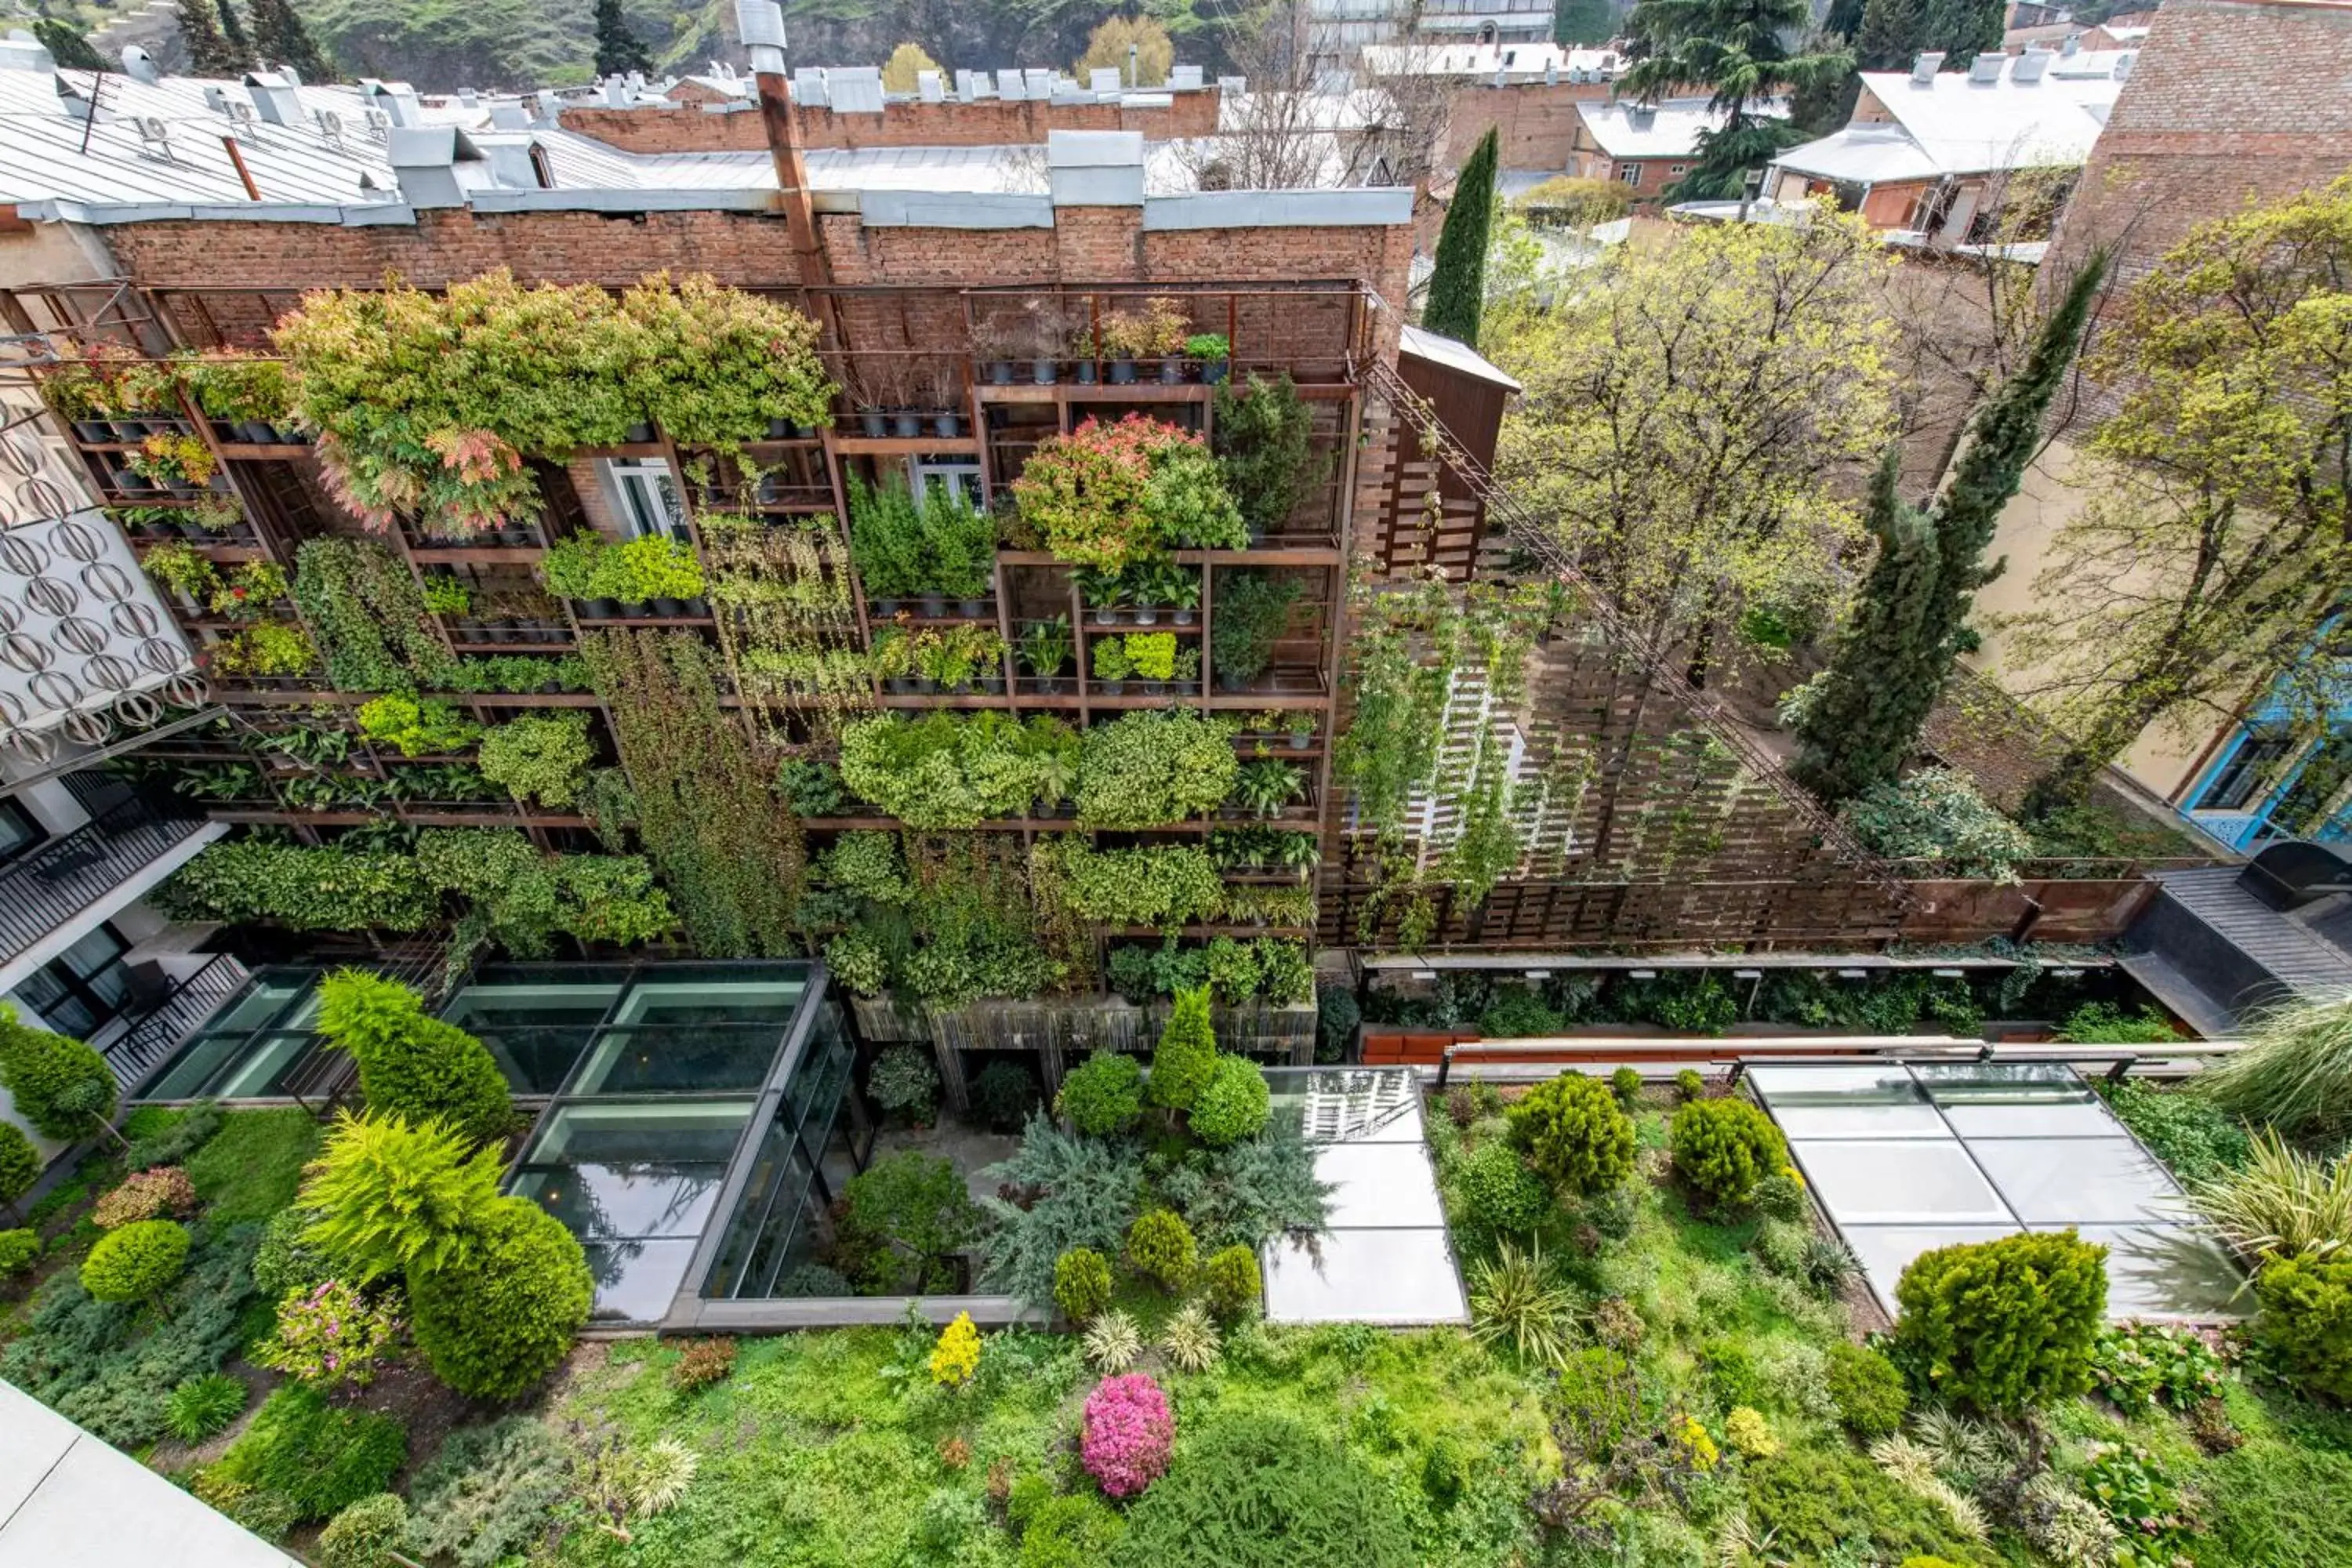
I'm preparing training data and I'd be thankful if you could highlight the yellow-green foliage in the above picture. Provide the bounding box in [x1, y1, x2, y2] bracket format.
[929, 1312, 982, 1388]
[1892, 1230, 2107, 1416]
[1052, 1247, 1114, 1323]
[81, 1219, 191, 1302]
[1724, 1406, 1780, 1457]
[1669, 1097, 1788, 1208]
[1201, 1243, 1263, 1320]
[1506, 1072, 1635, 1196]
[2254, 1251, 2352, 1402]
[1146, 987, 1217, 1111]
[1126, 1208, 1196, 1292]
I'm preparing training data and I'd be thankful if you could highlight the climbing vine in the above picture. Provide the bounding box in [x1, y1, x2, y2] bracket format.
[290, 537, 457, 694]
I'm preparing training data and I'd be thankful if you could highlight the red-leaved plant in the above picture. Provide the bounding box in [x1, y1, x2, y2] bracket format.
[1080, 1372, 1174, 1498]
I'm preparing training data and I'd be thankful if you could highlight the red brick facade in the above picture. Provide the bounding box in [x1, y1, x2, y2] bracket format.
[1442, 79, 1617, 170]
[556, 88, 1222, 156]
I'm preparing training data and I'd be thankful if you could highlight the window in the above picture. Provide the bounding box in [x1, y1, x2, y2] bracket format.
[10, 923, 134, 1038]
[2269, 730, 2352, 840]
[601, 458, 684, 540]
[913, 459, 984, 511]
[1669, 164, 1686, 176]
[2197, 729, 2296, 813]
[0, 799, 45, 869]
[1617, 163, 1643, 185]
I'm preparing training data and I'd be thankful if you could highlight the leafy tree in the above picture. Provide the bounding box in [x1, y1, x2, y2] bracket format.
[593, 0, 652, 77]
[1076, 16, 1172, 86]
[1856, 0, 2004, 70]
[178, 0, 252, 74]
[316, 970, 512, 1144]
[1423, 129, 1498, 347]
[1146, 986, 1218, 1111]
[1793, 255, 2106, 802]
[408, 1196, 592, 1399]
[299, 1111, 504, 1285]
[835, 1150, 982, 1293]
[2009, 177, 2352, 808]
[248, 0, 335, 78]
[1892, 1230, 2107, 1414]
[0, 1009, 116, 1142]
[1490, 209, 1896, 781]
[1620, 0, 1852, 199]
[880, 41, 942, 93]
[34, 18, 107, 71]
[216, 0, 255, 62]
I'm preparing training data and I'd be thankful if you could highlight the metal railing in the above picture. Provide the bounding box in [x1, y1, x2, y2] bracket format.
[0, 787, 211, 965]
[100, 952, 250, 1091]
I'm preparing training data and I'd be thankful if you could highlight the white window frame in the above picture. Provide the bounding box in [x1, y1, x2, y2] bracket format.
[1617, 162, 1643, 186]
[601, 457, 684, 539]
[913, 458, 985, 512]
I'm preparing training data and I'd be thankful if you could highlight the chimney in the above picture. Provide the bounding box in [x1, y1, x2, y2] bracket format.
[954, 67, 980, 101]
[1047, 128, 1144, 207]
[735, 0, 786, 75]
[2010, 47, 2050, 84]
[997, 67, 1027, 102]
[1088, 66, 1121, 95]
[2060, 33, 2079, 56]
[602, 75, 632, 107]
[793, 66, 829, 107]
[1170, 64, 1202, 89]
[486, 96, 528, 129]
[0, 29, 53, 73]
[121, 44, 161, 85]
[242, 71, 303, 126]
[365, 80, 421, 126]
[1967, 53, 2004, 83]
[917, 69, 944, 103]
[1911, 52, 1944, 84]
[828, 66, 883, 114]
[387, 125, 489, 207]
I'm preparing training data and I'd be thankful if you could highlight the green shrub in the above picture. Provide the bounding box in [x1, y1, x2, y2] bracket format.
[1057, 1051, 1144, 1136]
[299, 1112, 503, 1285]
[207, 1383, 405, 1522]
[1189, 1055, 1272, 1148]
[1147, 987, 1218, 1111]
[1701, 1338, 1766, 1409]
[1201, 1243, 1262, 1319]
[1753, 1218, 1809, 1279]
[1451, 1138, 1550, 1238]
[0, 1227, 36, 1274]
[1891, 1230, 2107, 1415]
[0, 1010, 114, 1139]
[0, 1120, 39, 1208]
[1839, 766, 2033, 880]
[318, 1494, 410, 1568]
[315, 971, 511, 1144]
[970, 1061, 1041, 1133]
[2254, 1250, 2352, 1402]
[2058, 1002, 2181, 1044]
[1621, 972, 1739, 1034]
[162, 1372, 248, 1443]
[1608, 1065, 1642, 1107]
[124, 1102, 223, 1171]
[1825, 1341, 1910, 1438]
[1053, 1247, 1114, 1323]
[1127, 1208, 1196, 1291]
[1669, 1097, 1788, 1208]
[252, 1206, 334, 1301]
[1674, 1068, 1705, 1102]
[1507, 1072, 1635, 1196]
[1022, 1490, 1128, 1568]
[1110, 1411, 1410, 1568]
[409, 1198, 592, 1400]
[1745, 1445, 1986, 1563]
[477, 712, 593, 809]
[406, 1416, 568, 1567]
[81, 1219, 191, 1302]
[2100, 1079, 2252, 1184]
[1752, 1171, 1808, 1221]
[1477, 987, 1566, 1038]
[868, 1044, 940, 1126]
[2201, 1443, 2352, 1568]
[2201, 995, 2352, 1136]
[837, 1152, 982, 1295]
[185, 1106, 321, 1223]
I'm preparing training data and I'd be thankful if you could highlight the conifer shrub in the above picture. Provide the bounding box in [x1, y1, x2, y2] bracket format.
[205, 1382, 407, 1523]
[0, 1227, 37, 1275]
[0, 1121, 38, 1210]
[408, 1197, 592, 1400]
[1126, 1208, 1196, 1291]
[315, 971, 511, 1144]
[1147, 987, 1218, 1111]
[1609, 1065, 1642, 1107]
[405, 1417, 568, 1568]
[2253, 1250, 2352, 1403]
[1675, 1067, 1707, 1102]
[1669, 1097, 1788, 1208]
[1053, 1246, 1115, 1323]
[0, 1009, 114, 1139]
[318, 1494, 410, 1568]
[1825, 1341, 1910, 1439]
[1200, 1243, 1263, 1320]
[1891, 1230, 2107, 1415]
[1508, 1072, 1636, 1196]
[1452, 1138, 1551, 1238]
[1057, 1051, 1144, 1136]
[1744, 1446, 1984, 1564]
[1019, 1490, 1127, 1567]
[1189, 1054, 1272, 1147]
[81, 1218, 191, 1302]
[1110, 1411, 1410, 1568]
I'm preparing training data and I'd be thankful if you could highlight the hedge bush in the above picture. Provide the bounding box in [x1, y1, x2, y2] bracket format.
[0, 1010, 114, 1139]
[1110, 1411, 1410, 1568]
[1200, 1243, 1262, 1319]
[0, 1227, 37, 1275]
[1744, 1446, 1985, 1563]
[1825, 1341, 1910, 1438]
[81, 1219, 191, 1302]
[1058, 1051, 1144, 1136]
[318, 1494, 410, 1568]
[0, 1120, 38, 1207]
[205, 1382, 406, 1522]
[408, 1198, 592, 1400]
[1127, 1208, 1196, 1291]
[2254, 1251, 2352, 1402]
[1147, 988, 1218, 1112]
[1054, 1247, 1114, 1323]
[315, 971, 512, 1144]
[1891, 1230, 2107, 1415]
[1507, 1073, 1635, 1196]
[1452, 1138, 1551, 1238]
[1669, 1097, 1788, 1208]
[1189, 1055, 1272, 1148]
[406, 1415, 568, 1567]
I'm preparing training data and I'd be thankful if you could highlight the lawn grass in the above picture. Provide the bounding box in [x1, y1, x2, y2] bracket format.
[184, 1108, 319, 1225]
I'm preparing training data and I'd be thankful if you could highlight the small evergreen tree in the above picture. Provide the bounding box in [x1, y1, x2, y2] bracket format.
[1146, 986, 1217, 1112]
[34, 18, 108, 71]
[247, 0, 334, 80]
[0, 1121, 38, 1215]
[216, 0, 253, 62]
[1423, 129, 1499, 347]
[0, 1010, 115, 1142]
[1794, 254, 2106, 802]
[314, 969, 513, 1144]
[178, 0, 251, 74]
[593, 0, 652, 78]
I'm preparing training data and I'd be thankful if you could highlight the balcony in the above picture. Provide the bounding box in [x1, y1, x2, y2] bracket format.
[0, 786, 223, 973]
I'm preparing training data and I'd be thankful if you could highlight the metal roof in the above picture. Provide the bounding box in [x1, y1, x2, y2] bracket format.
[1573, 96, 1773, 161]
[1399, 324, 1521, 392]
[1773, 122, 1944, 186]
[1847, 61, 2122, 177]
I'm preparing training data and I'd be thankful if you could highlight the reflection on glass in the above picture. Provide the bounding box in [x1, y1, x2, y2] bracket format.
[614, 977, 808, 1027]
[568, 1025, 785, 1096]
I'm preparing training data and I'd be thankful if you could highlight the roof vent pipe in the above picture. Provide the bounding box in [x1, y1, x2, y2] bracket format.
[2060, 33, 2079, 56]
[1967, 52, 2003, 83]
[1911, 51, 1944, 84]
[735, 0, 787, 75]
[2011, 47, 2050, 83]
[120, 45, 160, 85]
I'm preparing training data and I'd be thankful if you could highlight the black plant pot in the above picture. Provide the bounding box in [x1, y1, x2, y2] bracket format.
[859, 411, 889, 438]
[891, 677, 919, 693]
[980, 674, 1004, 694]
[916, 677, 938, 693]
[1203, 361, 1229, 385]
[1075, 361, 1098, 385]
[652, 597, 685, 617]
[957, 597, 986, 618]
[934, 412, 964, 438]
[1032, 675, 1064, 695]
[71, 420, 111, 444]
[1159, 359, 1185, 385]
[618, 600, 651, 619]
[1098, 679, 1125, 695]
[238, 420, 283, 445]
[685, 597, 711, 616]
[580, 598, 619, 619]
[1109, 356, 1138, 386]
[504, 527, 535, 546]
[178, 521, 209, 539]
[873, 597, 902, 618]
[1031, 360, 1058, 386]
[891, 412, 922, 439]
[1218, 672, 1250, 692]
[986, 361, 1014, 386]
[111, 469, 152, 494]
[920, 593, 947, 616]
[1142, 680, 1165, 696]
[768, 416, 796, 439]
[1247, 525, 1268, 547]
[110, 418, 151, 441]
[626, 422, 657, 443]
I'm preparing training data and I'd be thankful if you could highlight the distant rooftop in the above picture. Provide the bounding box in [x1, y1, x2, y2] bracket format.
[1575, 96, 1775, 161]
[1359, 42, 1625, 82]
[1773, 47, 2129, 185]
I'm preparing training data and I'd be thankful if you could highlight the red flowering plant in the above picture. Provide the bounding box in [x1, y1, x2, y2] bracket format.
[254, 1278, 404, 1390]
[1012, 414, 1242, 572]
[1080, 1372, 1174, 1498]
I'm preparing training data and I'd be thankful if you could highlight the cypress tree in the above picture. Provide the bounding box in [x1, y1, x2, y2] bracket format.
[34, 18, 108, 71]
[1795, 253, 2107, 803]
[1423, 129, 1499, 348]
[176, 0, 249, 75]
[593, 0, 654, 78]
[248, 0, 335, 81]
[216, 0, 253, 63]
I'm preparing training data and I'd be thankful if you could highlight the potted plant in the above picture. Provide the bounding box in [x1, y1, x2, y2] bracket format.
[1285, 710, 1316, 750]
[848, 476, 921, 615]
[1167, 565, 1202, 626]
[1091, 635, 1133, 695]
[1099, 309, 1145, 385]
[1020, 616, 1073, 693]
[1210, 570, 1300, 692]
[1130, 560, 1192, 626]
[976, 318, 1019, 387]
[625, 416, 658, 443]
[1127, 631, 1176, 695]
[1235, 758, 1305, 818]
[210, 560, 289, 619]
[419, 575, 471, 617]
[1143, 298, 1189, 383]
[924, 363, 965, 438]
[964, 626, 1008, 694]
[541, 535, 615, 616]
[1273, 830, 1320, 881]
[186, 352, 295, 444]
[889, 361, 923, 439]
[1033, 746, 1079, 817]
[42, 358, 114, 445]
[916, 627, 972, 691]
[1171, 644, 1201, 688]
[1074, 565, 1124, 626]
[869, 624, 917, 692]
[848, 361, 891, 437]
[130, 432, 218, 496]
[140, 540, 217, 608]
[1066, 318, 1105, 386]
[592, 534, 706, 615]
[1024, 297, 1064, 385]
[1187, 333, 1232, 385]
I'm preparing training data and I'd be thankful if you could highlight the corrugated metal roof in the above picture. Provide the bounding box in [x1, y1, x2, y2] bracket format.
[2152, 866, 2352, 999]
[1574, 97, 1780, 161]
[1400, 324, 1521, 392]
[1853, 64, 2120, 176]
[1773, 122, 1943, 186]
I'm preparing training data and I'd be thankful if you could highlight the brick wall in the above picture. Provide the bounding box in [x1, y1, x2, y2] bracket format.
[1442, 79, 1617, 170]
[557, 87, 1222, 157]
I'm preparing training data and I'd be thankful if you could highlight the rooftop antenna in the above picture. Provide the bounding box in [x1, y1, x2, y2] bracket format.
[78, 69, 107, 157]
[1127, 42, 1137, 89]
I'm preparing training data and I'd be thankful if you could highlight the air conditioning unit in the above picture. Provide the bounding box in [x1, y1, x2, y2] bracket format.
[134, 115, 170, 146]
[361, 106, 393, 135]
[314, 107, 345, 141]
[225, 100, 256, 125]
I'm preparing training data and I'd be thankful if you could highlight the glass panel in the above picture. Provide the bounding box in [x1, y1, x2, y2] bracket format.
[1262, 1229, 1466, 1325]
[781, 1004, 850, 1134]
[511, 1159, 728, 1240]
[579, 1238, 702, 1323]
[565, 1025, 785, 1097]
[1792, 1139, 2014, 1225]
[442, 980, 624, 1030]
[1314, 1142, 1448, 1229]
[1969, 1137, 2182, 1225]
[613, 975, 808, 1026]
[1839, 1225, 2023, 1312]
[2036, 1225, 2249, 1319]
[145, 1030, 260, 1100]
[210, 1032, 329, 1098]
[205, 975, 311, 1032]
[1750, 1065, 1945, 1139]
[477, 1026, 598, 1095]
[522, 1100, 755, 1168]
[704, 1113, 819, 1299]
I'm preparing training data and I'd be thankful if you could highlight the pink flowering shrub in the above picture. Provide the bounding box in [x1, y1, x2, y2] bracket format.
[1081, 1373, 1174, 1497]
[91, 1166, 197, 1229]
[255, 1278, 404, 1390]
